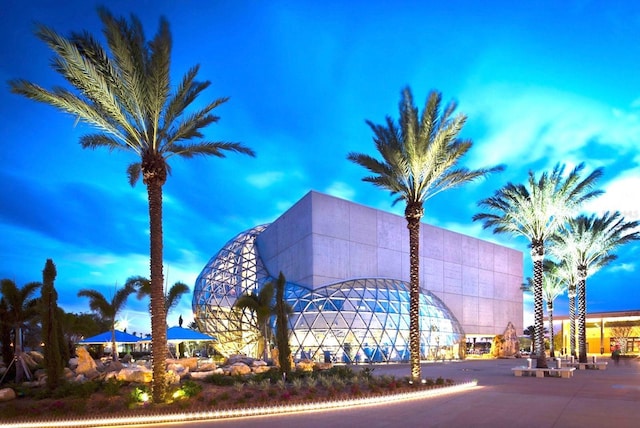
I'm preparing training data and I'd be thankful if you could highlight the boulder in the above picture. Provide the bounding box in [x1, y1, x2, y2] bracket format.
[252, 365, 272, 374]
[229, 362, 251, 376]
[68, 357, 79, 370]
[189, 370, 216, 380]
[0, 388, 16, 402]
[295, 360, 315, 372]
[27, 351, 45, 367]
[225, 355, 255, 366]
[196, 361, 217, 371]
[75, 347, 98, 375]
[116, 367, 153, 383]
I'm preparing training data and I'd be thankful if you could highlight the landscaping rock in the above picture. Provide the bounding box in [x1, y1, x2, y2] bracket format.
[0, 388, 16, 402]
[229, 362, 251, 376]
[75, 347, 98, 375]
[189, 370, 216, 380]
[116, 367, 153, 383]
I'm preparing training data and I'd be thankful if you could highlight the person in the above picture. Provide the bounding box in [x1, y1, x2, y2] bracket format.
[612, 345, 621, 365]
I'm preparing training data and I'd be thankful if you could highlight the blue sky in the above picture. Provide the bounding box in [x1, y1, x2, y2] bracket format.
[1, 0, 639, 335]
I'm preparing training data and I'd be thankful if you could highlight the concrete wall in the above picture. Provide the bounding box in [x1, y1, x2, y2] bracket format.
[257, 191, 523, 337]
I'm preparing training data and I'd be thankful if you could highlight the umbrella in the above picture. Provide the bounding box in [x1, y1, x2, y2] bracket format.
[166, 326, 216, 343]
[79, 329, 142, 344]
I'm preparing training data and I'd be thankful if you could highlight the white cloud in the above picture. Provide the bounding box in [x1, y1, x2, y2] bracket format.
[607, 263, 636, 273]
[461, 84, 640, 169]
[246, 171, 285, 189]
[324, 181, 356, 201]
[582, 170, 640, 221]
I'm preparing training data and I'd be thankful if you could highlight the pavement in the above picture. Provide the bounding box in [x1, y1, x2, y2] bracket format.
[171, 355, 640, 428]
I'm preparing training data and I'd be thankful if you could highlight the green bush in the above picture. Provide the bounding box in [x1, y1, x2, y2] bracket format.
[181, 380, 202, 397]
[102, 378, 123, 397]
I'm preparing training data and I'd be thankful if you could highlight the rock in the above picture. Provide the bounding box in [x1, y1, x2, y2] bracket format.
[196, 361, 217, 371]
[75, 347, 98, 375]
[225, 355, 255, 366]
[315, 362, 332, 371]
[27, 351, 45, 367]
[0, 388, 16, 402]
[165, 370, 181, 384]
[295, 360, 315, 372]
[229, 362, 251, 376]
[252, 365, 272, 374]
[251, 359, 267, 367]
[63, 367, 74, 379]
[116, 367, 153, 383]
[68, 357, 79, 370]
[189, 370, 216, 380]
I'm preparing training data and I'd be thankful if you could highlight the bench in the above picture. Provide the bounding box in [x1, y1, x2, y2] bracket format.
[565, 361, 607, 370]
[511, 367, 576, 378]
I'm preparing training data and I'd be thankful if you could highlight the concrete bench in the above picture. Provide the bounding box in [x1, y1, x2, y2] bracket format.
[566, 361, 607, 370]
[512, 367, 576, 378]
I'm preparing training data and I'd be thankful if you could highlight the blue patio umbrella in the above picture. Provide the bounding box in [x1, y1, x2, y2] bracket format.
[79, 329, 142, 344]
[166, 326, 216, 342]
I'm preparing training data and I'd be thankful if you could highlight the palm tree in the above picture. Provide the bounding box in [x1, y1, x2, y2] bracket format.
[474, 163, 603, 368]
[234, 281, 275, 361]
[77, 283, 136, 361]
[522, 262, 566, 358]
[125, 275, 190, 318]
[0, 279, 41, 382]
[348, 88, 502, 381]
[551, 212, 639, 362]
[550, 255, 580, 357]
[10, 8, 255, 401]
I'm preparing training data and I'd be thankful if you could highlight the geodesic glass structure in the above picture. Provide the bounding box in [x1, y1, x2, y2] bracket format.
[193, 225, 465, 362]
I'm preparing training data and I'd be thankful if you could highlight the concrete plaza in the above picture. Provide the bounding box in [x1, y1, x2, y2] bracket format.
[179, 356, 640, 428]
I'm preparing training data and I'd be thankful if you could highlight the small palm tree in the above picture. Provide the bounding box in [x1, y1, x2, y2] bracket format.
[234, 281, 275, 361]
[0, 279, 41, 382]
[552, 259, 580, 357]
[10, 8, 255, 402]
[551, 212, 639, 362]
[77, 283, 136, 361]
[125, 275, 190, 318]
[474, 163, 602, 368]
[348, 87, 502, 381]
[523, 262, 566, 358]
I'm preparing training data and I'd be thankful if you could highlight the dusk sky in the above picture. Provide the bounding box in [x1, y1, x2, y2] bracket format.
[1, 0, 639, 335]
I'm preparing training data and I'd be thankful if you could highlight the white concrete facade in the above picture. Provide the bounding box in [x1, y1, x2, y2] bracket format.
[256, 191, 523, 337]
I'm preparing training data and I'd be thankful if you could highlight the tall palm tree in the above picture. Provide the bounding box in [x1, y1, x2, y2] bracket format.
[125, 275, 190, 318]
[551, 212, 639, 362]
[523, 262, 566, 358]
[77, 283, 136, 361]
[0, 279, 41, 382]
[474, 163, 602, 368]
[234, 281, 275, 361]
[348, 87, 502, 381]
[10, 8, 255, 401]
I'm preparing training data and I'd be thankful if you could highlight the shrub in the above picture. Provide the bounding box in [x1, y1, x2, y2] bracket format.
[102, 378, 124, 397]
[204, 373, 236, 386]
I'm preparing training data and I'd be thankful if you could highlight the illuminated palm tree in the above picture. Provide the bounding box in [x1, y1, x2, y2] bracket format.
[0, 279, 41, 382]
[474, 163, 602, 368]
[552, 259, 580, 357]
[234, 281, 275, 361]
[523, 261, 566, 358]
[551, 212, 639, 362]
[10, 8, 254, 401]
[348, 88, 502, 381]
[78, 283, 136, 361]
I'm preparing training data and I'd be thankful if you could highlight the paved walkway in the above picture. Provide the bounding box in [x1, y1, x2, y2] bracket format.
[173, 356, 640, 428]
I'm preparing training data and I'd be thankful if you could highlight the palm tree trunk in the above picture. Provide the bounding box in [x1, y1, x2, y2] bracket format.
[406, 202, 423, 382]
[577, 274, 587, 363]
[111, 327, 118, 362]
[531, 244, 548, 368]
[15, 325, 24, 383]
[148, 180, 167, 402]
[548, 302, 555, 358]
[568, 287, 576, 357]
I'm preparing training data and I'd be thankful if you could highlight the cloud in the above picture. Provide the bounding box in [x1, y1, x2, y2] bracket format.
[324, 181, 356, 201]
[582, 170, 640, 221]
[606, 263, 635, 273]
[461, 84, 640, 171]
[246, 171, 285, 189]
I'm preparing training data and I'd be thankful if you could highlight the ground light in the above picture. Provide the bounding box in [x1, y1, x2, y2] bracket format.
[3, 381, 478, 428]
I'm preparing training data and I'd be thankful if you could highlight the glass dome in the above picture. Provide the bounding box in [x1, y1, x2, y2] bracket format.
[193, 226, 465, 361]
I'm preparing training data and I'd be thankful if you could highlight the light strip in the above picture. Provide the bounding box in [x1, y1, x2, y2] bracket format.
[4, 381, 478, 427]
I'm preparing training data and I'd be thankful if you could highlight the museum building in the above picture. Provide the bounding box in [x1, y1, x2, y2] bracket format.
[192, 191, 523, 362]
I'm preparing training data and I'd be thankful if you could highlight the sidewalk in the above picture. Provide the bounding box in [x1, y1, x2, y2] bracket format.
[193, 356, 640, 428]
